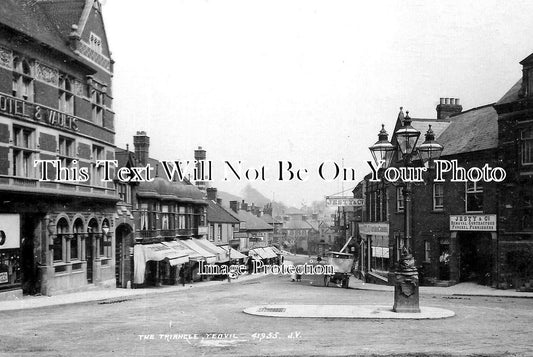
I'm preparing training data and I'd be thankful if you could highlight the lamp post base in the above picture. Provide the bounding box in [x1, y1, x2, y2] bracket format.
[391, 250, 420, 313]
[392, 273, 420, 313]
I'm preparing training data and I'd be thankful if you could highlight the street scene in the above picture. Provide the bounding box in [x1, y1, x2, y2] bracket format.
[1, 263, 532, 356]
[1, 0, 533, 356]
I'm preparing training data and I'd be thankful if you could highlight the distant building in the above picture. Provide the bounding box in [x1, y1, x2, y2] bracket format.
[228, 200, 273, 251]
[205, 188, 240, 246]
[260, 203, 283, 246]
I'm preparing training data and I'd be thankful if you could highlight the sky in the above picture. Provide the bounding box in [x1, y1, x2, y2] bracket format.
[102, 0, 533, 207]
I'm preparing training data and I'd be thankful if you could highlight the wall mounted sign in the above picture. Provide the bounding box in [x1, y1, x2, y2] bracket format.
[0, 92, 79, 131]
[326, 196, 364, 207]
[0, 214, 20, 249]
[449, 214, 497, 231]
[358, 222, 389, 236]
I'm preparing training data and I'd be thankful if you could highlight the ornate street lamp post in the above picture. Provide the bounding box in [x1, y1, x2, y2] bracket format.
[369, 108, 443, 313]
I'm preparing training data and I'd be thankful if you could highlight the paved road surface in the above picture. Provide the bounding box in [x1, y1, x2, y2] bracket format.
[1, 274, 531, 356]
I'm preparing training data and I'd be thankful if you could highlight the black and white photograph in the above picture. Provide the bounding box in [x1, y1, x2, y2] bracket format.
[0, 1, 533, 356]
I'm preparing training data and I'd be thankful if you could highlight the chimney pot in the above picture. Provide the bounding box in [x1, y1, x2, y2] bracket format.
[436, 97, 462, 119]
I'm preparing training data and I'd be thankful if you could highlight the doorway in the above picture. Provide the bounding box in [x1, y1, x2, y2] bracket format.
[115, 224, 132, 288]
[86, 219, 98, 284]
[458, 232, 492, 285]
[20, 214, 40, 295]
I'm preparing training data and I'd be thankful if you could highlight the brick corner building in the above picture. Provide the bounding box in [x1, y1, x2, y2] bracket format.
[0, 0, 116, 299]
[494, 52, 533, 290]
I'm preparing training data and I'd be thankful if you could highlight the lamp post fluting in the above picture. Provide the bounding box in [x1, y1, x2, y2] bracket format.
[369, 108, 443, 313]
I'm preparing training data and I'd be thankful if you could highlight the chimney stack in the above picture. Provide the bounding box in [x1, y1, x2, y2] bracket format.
[436, 97, 462, 120]
[241, 200, 248, 212]
[206, 187, 217, 201]
[216, 198, 222, 205]
[194, 146, 207, 191]
[230, 200, 240, 213]
[263, 203, 273, 216]
[133, 131, 150, 166]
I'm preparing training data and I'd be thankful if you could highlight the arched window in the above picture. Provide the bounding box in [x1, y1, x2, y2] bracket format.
[59, 75, 74, 115]
[54, 218, 69, 262]
[12, 56, 34, 101]
[72, 219, 84, 261]
[100, 218, 111, 258]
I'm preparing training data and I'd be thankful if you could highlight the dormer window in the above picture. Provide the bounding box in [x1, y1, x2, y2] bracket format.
[89, 32, 103, 54]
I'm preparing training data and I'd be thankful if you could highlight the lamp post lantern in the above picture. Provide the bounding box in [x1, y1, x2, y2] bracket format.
[369, 108, 444, 313]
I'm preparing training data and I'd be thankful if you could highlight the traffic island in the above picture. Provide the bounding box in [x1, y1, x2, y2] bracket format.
[243, 305, 455, 320]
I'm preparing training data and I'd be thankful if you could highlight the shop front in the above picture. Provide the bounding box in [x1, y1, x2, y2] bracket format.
[0, 214, 21, 300]
[133, 243, 189, 287]
[358, 222, 390, 283]
[449, 214, 497, 286]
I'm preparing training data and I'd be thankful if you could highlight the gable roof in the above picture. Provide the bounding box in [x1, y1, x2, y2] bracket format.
[37, 0, 86, 39]
[410, 118, 451, 143]
[436, 104, 498, 156]
[0, 0, 100, 72]
[284, 219, 314, 230]
[496, 79, 522, 106]
[207, 200, 240, 224]
[0, 0, 72, 54]
[260, 213, 282, 225]
[233, 210, 273, 231]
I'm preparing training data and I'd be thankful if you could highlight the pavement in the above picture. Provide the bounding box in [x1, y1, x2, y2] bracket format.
[0, 273, 264, 312]
[243, 304, 455, 319]
[348, 276, 533, 298]
[1, 272, 532, 313]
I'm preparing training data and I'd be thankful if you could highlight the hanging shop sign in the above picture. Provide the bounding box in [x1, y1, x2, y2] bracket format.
[0, 214, 20, 250]
[449, 214, 497, 231]
[358, 222, 389, 236]
[326, 196, 364, 207]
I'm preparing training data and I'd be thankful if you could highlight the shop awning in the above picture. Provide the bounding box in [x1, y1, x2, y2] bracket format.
[194, 239, 229, 263]
[162, 240, 202, 261]
[247, 249, 263, 260]
[181, 239, 217, 264]
[133, 243, 189, 284]
[220, 245, 246, 260]
[270, 246, 282, 255]
[261, 247, 278, 259]
[141, 243, 189, 265]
